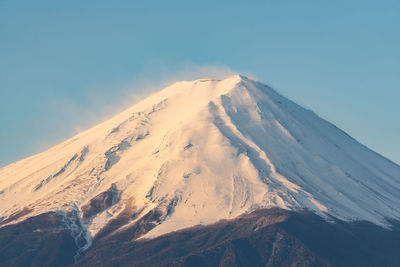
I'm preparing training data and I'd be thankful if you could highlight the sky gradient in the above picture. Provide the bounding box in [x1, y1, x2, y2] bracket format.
[1, 0, 399, 167]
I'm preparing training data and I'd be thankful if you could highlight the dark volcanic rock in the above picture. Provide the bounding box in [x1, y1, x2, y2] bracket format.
[0, 207, 32, 227]
[0, 212, 78, 267]
[81, 184, 120, 222]
[1, 208, 400, 267]
[75, 208, 400, 267]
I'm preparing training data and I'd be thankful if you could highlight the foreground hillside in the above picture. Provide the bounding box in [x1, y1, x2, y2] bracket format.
[1, 208, 400, 266]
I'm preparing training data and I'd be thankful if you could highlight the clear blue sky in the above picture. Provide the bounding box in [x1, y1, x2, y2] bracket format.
[1, 0, 399, 167]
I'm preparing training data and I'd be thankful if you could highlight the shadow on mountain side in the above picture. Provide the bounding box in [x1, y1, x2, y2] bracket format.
[76, 208, 400, 267]
[1, 208, 400, 267]
[0, 212, 78, 267]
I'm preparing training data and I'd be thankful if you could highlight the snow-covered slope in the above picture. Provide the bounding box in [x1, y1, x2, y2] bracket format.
[1, 74, 399, 240]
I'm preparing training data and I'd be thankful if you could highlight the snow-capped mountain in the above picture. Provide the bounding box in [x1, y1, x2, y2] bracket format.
[1, 75, 400, 255]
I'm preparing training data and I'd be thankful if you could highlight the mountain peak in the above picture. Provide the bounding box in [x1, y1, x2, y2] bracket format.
[187, 74, 250, 86]
[1, 76, 399, 241]
[226, 73, 249, 81]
